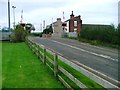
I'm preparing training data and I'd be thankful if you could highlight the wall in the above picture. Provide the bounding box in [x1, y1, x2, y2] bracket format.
[69, 11, 82, 33]
[52, 18, 63, 37]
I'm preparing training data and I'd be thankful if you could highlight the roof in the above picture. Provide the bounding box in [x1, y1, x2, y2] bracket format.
[82, 24, 111, 27]
[65, 16, 81, 22]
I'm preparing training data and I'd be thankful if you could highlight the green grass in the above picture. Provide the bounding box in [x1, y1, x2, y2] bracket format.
[67, 37, 78, 40]
[2, 42, 65, 88]
[78, 37, 119, 49]
[64, 37, 118, 49]
[38, 47, 43, 52]
[45, 51, 105, 89]
[0, 41, 2, 89]
[45, 52, 80, 89]
[58, 60, 104, 89]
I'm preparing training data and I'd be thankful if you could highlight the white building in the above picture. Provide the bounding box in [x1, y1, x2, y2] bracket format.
[52, 18, 64, 37]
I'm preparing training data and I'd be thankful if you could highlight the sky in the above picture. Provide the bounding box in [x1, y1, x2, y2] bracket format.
[0, 0, 119, 32]
[118, 1, 120, 24]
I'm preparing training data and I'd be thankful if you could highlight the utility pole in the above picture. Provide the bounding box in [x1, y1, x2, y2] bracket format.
[12, 6, 16, 29]
[63, 11, 65, 22]
[8, 0, 10, 30]
[52, 18, 53, 23]
[20, 10, 23, 23]
[51, 18, 53, 27]
[43, 20, 45, 30]
[40, 24, 42, 32]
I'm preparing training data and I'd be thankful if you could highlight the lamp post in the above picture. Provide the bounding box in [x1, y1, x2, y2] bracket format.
[12, 6, 16, 29]
[8, 0, 10, 30]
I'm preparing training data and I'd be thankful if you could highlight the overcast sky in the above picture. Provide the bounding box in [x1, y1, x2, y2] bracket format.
[0, 0, 119, 32]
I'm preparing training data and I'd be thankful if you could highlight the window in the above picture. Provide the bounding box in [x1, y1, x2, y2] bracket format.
[74, 21, 77, 27]
[74, 28, 77, 32]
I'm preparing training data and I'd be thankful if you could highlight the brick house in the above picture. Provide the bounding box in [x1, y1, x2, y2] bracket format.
[51, 11, 82, 37]
[65, 11, 82, 33]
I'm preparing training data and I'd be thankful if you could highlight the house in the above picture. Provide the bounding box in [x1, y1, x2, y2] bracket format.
[52, 18, 64, 37]
[51, 11, 112, 38]
[65, 11, 82, 33]
[52, 11, 82, 38]
[65, 11, 82, 37]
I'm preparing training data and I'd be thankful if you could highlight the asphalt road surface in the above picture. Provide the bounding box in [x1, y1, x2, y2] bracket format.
[28, 36, 119, 81]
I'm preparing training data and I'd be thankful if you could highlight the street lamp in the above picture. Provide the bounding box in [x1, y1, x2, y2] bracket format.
[8, 0, 10, 30]
[12, 6, 16, 29]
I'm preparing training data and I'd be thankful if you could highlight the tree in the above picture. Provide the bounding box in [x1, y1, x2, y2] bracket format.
[25, 23, 35, 33]
[10, 24, 28, 42]
[43, 24, 53, 34]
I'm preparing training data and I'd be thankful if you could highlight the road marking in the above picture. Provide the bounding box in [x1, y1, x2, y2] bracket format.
[72, 60, 120, 84]
[52, 40, 118, 62]
[80, 42, 107, 50]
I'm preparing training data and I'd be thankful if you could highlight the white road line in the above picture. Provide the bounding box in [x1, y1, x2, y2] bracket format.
[72, 60, 120, 84]
[52, 40, 118, 62]
[80, 42, 107, 50]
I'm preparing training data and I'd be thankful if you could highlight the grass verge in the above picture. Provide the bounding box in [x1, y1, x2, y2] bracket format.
[45, 51, 105, 89]
[78, 37, 118, 49]
[0, 41, 2, 89]
[2, 42, 65, 88]
[63, 37, 118, 49]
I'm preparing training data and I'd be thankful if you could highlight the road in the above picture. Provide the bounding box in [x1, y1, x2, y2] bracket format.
[28, 36, 119, 81]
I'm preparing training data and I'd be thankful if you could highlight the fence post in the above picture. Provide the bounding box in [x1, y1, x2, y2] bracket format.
[33, 42, 35, 54]
[35, 43, 37, 52]
[37, 45, 40, 59]
[54, 53, 58, 77]
[31, 42, 34, 53]
[30, 41, 32, 49]
[43, 47, 46, 65]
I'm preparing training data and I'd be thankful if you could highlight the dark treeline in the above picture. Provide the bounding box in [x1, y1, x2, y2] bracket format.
[79, 24, 119, 45]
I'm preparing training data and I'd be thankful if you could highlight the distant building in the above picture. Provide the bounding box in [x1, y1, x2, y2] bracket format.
[51, 11, 82, 38]
[65, 11, 82, 33]
[52, 18, 63, 37]
[50, 11, 112, 38]
[64, 11, 82, 37]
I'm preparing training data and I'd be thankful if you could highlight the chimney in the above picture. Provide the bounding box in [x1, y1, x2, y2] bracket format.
[78, 15, 81, 19]
[57, 18, 61, 21]
[70, 11, 74, 19]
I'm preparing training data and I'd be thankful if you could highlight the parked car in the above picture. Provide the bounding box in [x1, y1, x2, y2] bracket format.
[0, 27, 12, 41]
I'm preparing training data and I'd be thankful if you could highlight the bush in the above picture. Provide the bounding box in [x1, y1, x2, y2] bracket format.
[10, 25, 28, 42]
[43, 24, 53, 34]
[79, 24, 118, 45]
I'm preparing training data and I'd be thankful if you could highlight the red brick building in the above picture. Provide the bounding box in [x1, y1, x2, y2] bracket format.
[65, 11, 82, 33]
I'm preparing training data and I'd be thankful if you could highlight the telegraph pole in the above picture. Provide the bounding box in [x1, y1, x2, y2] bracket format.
[43, 20, 45, 30]
[40, 24, 42, 32]
[51, 18, 53, 27]
[8, 0, 10, 30]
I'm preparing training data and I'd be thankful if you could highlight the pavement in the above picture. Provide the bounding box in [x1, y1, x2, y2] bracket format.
[28, 36, 119, 81]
